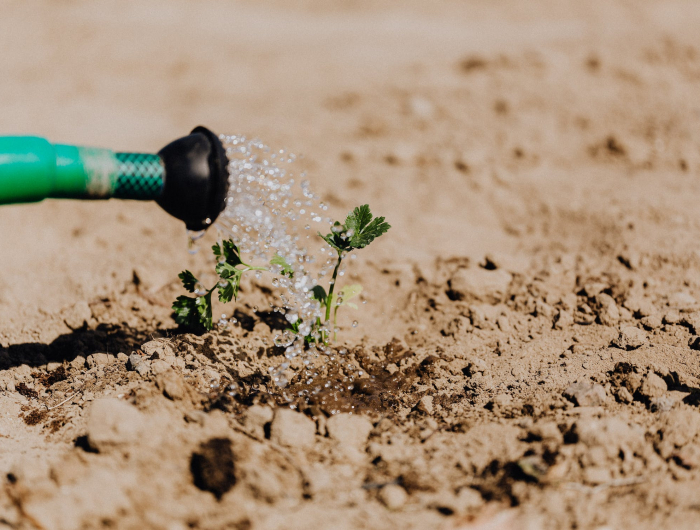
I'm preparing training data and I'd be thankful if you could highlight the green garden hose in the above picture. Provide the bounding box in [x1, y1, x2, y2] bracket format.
[0, 126, 230, 231]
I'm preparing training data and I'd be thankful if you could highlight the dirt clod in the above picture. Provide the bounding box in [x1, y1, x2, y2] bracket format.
[563, 382, 606, 407]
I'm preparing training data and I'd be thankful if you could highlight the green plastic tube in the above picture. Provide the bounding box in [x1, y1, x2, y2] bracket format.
[0, 136, 164, 205]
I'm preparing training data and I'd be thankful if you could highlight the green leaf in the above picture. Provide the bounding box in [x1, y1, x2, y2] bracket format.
[172, 292, 213, 331]
[178, 270, 199, 293]
[217, 277, 239, 303]
[329, 284, 362, 309]
[213, 240, 243, 267]
[311, 285, 327, 305]
[215, 261, 238, 279]
[318, 228, 348, 253]
[270, 253, 294, 277]
[345, 204, 391, 249]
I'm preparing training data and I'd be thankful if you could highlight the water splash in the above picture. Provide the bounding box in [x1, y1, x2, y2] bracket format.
[215, 134, 343, 388]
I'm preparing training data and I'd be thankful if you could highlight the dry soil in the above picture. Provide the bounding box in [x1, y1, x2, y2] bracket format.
[3, 1, 700, 529]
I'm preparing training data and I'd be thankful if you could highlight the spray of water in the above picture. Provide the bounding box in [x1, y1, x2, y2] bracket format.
[205, 134, 348, 387]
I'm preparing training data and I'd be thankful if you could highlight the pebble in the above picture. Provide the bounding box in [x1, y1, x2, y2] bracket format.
[447, 268, 512, 303]
[150, 359, 171, 375]
[553, 310, 574, 330]
[466, 358, 487, 376]
[612, 326, 647, 350]
[62, 301, 92, 330]
[86, 398, 145, 452]
[155, 370, 188, 401]
[270, 408, 316, 448]
[141, 340, 176, 359]
[663, 310, 681, 325]
[640, 315, 662, 330]
[86, 353, 111, 368]
[668, 291, 697, 311]
[637, 372, 667, 400]
[326, 413, 374, 449]
[378, 484, 408, 510]
[416, 395, 434, 415]
[594, 293, 619, 326]
[563, 382, 606, 407]
[623, 296, 655, 317]
[70, 355, 86, 370]
[244, 405, 274, 438]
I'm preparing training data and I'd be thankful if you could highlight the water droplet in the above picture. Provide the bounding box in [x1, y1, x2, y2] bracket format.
[352, 320, 358, 328]
[274, 330, 296, 347]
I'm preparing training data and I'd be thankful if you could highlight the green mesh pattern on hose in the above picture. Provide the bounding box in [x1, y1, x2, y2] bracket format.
[113, 152, 164, 200]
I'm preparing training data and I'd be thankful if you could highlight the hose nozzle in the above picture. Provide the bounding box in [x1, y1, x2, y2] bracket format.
[0, 126, 230, 231]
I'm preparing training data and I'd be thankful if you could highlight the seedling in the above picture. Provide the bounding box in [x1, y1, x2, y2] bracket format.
[172, 204, 390, 345]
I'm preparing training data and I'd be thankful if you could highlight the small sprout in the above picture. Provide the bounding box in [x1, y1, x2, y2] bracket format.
[172, 204, 389, 344]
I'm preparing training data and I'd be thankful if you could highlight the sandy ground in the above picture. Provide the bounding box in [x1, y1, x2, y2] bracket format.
[3, 1, 700, 528]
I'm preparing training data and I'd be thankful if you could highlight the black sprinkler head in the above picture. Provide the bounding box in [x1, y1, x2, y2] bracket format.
[157, 126, 230, 231]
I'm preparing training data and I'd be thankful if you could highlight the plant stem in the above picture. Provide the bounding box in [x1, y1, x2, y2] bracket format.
[324, 252, 343, 322]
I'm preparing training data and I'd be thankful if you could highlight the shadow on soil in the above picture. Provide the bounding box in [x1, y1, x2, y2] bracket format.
[0, 324, 177, 370]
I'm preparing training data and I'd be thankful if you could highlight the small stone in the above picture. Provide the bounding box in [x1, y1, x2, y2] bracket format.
[270, 408, 316, 448]
[615, 387, 633, 404]
[612, 326, 647, 350]
[668, 291, 697, 311]
[447, 268, 512, 304]
[663, 310, 682, 325]
[244, 405, 274, 438]
[623, 296, 655, 317]
[649, 396, 676, 413]
[553, 310, 574, 330]
[135, 362, 151, 377]
[69, 356, 86, 370]
[563, 382, 606, 407]
[490, 394, 513, 407]
[86, 398, 145, 452]
[637, 373, 667, 400]
[640, 315, 662, 330]
[116, 352, 129, 363]
[378, 484, 408, 510]
[594, 293, 619, 326]
[583, 282, 607, 298]
[86, 353, 111, 368]
[127, 354, 143, 370]
[156, 370, 188, 401]
[385, 363, 398, 375]
[141, 340, 176, 359]
[62, 301, 92, 330]
[46, 362, 62, 371]
[150, 359, 171, 375]
[466, 358, 487, 376]
[326, 413, 374, 449]
[416, 396, 434, 415]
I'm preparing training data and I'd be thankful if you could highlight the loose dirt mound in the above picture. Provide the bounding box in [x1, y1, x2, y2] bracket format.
[3, 1, 700, 528]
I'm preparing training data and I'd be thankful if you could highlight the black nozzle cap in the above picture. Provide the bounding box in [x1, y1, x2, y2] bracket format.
[156, 126, 229, 231]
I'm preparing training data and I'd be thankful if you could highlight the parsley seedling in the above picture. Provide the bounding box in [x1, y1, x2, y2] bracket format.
[172, 204, 390, 344]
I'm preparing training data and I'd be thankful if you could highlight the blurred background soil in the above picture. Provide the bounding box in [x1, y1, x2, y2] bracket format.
[3, 1, 700, 528]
